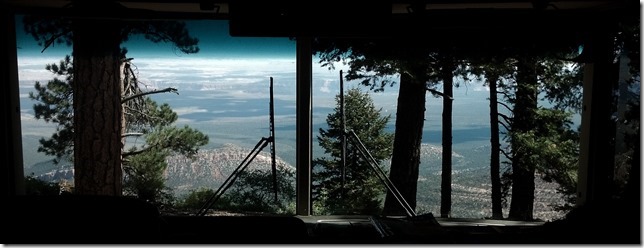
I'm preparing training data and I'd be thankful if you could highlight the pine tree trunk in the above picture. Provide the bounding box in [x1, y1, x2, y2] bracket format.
[508, 56, 538, 220]
[72, 19, 123, 195]
[440, 62, 454, 218]
[488, 74, 504, 219]
[382, 72, 426, 216]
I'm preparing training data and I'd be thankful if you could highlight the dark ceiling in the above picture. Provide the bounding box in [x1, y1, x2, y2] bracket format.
[4, 0, 639, 50]
[4, 1, 632, 16]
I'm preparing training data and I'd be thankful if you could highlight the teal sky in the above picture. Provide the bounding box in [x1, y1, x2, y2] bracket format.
[15, 16, 296, 59]
[124, 20, 296, 59]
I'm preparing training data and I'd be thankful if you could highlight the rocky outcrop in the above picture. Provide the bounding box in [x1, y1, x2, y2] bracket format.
[164, 143, 294, 196]
[26, 144, 294, 197]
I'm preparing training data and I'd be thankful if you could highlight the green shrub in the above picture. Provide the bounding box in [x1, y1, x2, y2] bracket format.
[24, 175, 61, 195]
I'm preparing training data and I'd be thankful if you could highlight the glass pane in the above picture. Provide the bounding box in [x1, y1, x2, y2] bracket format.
[19, 14, 637, 222]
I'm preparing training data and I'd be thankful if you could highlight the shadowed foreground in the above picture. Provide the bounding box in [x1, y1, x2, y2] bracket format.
[4, 195, 639, 244]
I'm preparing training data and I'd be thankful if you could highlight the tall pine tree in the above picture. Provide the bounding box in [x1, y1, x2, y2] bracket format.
[23, 3, 199, 195]
[312, 88, 394, 215]
[29, 54, 208, 204]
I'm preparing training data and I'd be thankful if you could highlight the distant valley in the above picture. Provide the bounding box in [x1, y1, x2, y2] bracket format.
[24, 142, 567, 221]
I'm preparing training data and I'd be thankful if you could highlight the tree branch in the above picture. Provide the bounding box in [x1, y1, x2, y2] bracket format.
[122, 87, 178, 103]
[500, 148, 513, 160]
[498, 119, 511, 132]
[497, 112, 512, 126]
[425, 87, 453, 100]
[498, 90, 513, 101]
[122, 132, 144, 138]
[41, 29, 72, 53]
[498, 101, 513, 112]
[122, 145, 152, 157]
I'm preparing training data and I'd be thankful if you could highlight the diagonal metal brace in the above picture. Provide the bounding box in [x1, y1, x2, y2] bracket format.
[346, 129, 417, 218]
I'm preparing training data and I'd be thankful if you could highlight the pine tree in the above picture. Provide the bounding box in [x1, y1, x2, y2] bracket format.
[29, 55, 208, 204]
[23, 5, 199, 195]
[501, 53, 583, 220]
[468, 56, 516, 219]
[29, 55, 75, 164]
[312, 88, 394, 215]
[313, 37, 437, 216]
[223, 167, 296, 214]
[122, 147, 170, 204]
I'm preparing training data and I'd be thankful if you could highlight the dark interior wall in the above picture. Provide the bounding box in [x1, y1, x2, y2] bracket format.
[3, 7, 25, 197]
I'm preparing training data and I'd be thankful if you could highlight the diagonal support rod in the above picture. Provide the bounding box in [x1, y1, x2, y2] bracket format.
[346, 129, 417, 218]
[196, 137, 271, 216]
[196, 78, 278, 216]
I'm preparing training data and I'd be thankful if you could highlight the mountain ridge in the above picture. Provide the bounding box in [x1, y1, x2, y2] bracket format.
[23, 143, 567, 221]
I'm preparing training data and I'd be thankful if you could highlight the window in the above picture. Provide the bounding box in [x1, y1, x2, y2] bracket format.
[16, 16, 583, 221]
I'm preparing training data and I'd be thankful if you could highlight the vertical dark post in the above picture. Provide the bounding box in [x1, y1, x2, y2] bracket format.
[296, 37, 312, 216]
[340, 70, 346, 199]
[440, 63, 454, 218]
[3, 11, 25, 196]
[577, 27, 617, 206]
[269, 77, 278, 203]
